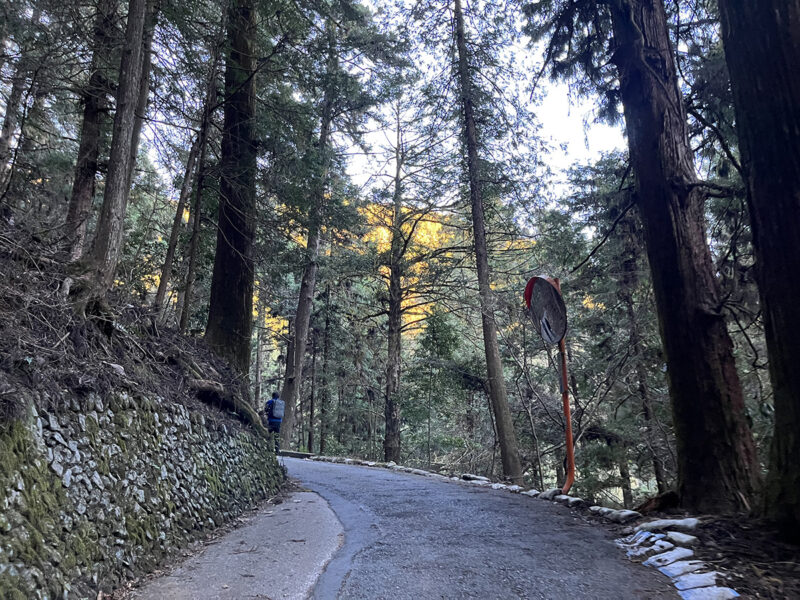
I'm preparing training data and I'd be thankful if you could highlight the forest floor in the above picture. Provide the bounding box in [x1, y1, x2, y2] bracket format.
[692, 516, 800, 598]
[2, 221, 800, 598]
[598, 508, 800, 598]
[0, 222, 257, 428]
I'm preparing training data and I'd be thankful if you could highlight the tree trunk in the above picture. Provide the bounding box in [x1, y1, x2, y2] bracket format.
[204, 0, 257, 374]
[280, 23, 336, 447]
[619, 453, 633, 509]
[177, 12, 223, 331]
[253, 289, 265, 408]
[179, 88, 215, 332]
[79, 0, 148, 296]
[154, 133, 199, 310]
[0, 8, 43, 192]
[319, 286, 331, 454]
[123, 0, 157, 192]
[0, 41, 33, 175]
[384, 122, 403, 463]
[453, 0, 523, 484]
[609, 0, 760, 512]
[308, 333, 317, 453]
[65, 0, 116, 259]
[718, 0, 800, 536]
[179, 158, 204, 333]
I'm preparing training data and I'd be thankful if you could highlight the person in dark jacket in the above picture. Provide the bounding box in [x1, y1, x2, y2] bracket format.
[264, 391, 283, 452]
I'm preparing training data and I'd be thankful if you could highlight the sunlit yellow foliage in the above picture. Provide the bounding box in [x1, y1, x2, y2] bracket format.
[253, 290, 289, 340]
[182, 207, 190, 224]
[142, 273, 159, 294]
[360, 204, 453, 268]
[582, 295, 606, 311]
[360, 203, 457, 335]
[501, 238, 536, 251]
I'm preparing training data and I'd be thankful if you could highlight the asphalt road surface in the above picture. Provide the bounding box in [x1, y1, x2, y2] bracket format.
[286, 458, 677, 600]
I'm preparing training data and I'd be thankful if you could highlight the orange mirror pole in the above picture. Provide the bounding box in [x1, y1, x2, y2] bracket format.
[554, 279, 575, 494]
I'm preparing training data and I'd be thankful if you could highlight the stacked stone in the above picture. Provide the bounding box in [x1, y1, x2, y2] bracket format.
[0, 390, 283, 599]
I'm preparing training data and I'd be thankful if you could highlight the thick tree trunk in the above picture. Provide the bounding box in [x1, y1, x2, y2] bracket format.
[453, 0, 523, 484]
[609, 0, 760, 512]
[717, 0, 800, 537]
[65, 0, 116, 260]
[280, 24, 336, 447]
[204, 0, 257, 374]
[81, 0, 148, 294]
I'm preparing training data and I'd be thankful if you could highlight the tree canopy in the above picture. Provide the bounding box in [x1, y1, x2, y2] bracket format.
[2, 0, 799, 536]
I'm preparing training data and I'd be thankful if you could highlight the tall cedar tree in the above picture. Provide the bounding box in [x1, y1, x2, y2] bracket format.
[65, 0, 117, 259]
[608, 0, 760, 512]
[717, 0, 800, 536]
[525, 0, 760, 511]
[384, 115, 405, 462]
[454, 0, 523, 484]
[79, 0, 148, 297]
[205, 0, 257, 374]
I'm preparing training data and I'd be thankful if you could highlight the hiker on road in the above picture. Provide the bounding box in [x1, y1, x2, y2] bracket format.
[265, 391, 284, 453]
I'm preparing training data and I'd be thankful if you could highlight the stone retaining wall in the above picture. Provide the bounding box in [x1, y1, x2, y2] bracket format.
[0, 389, 284, 599]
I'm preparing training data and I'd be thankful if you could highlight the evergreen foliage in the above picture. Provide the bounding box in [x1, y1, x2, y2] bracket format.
[1, 0, 798, 528]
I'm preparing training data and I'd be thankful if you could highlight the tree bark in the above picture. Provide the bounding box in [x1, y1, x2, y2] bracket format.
[205, 0, 257, 374]
[717, 0, 800, 537]
[81, 0, 148, 295]
[608, 0, 760, 512]
[124, 0, 157, 192]
[384, 120, 404, 463]
[65, 0, 116, 260]
[453, 0, 523, 484]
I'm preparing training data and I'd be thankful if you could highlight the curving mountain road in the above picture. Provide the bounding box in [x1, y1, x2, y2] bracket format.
[286, 457, 677, 600]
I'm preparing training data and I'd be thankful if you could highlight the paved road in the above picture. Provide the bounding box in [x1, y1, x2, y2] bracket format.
[286, 458, 677, 600]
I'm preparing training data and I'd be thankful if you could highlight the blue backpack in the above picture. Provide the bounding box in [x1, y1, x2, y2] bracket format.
[269, 398, 285, 420]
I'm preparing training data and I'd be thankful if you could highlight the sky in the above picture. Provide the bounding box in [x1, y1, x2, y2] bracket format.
[536, 82, 626, 180]
[344, 79, 627, 196]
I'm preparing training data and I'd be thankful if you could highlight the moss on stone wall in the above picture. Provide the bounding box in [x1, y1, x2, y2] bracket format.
[0, 393, 284, 599]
